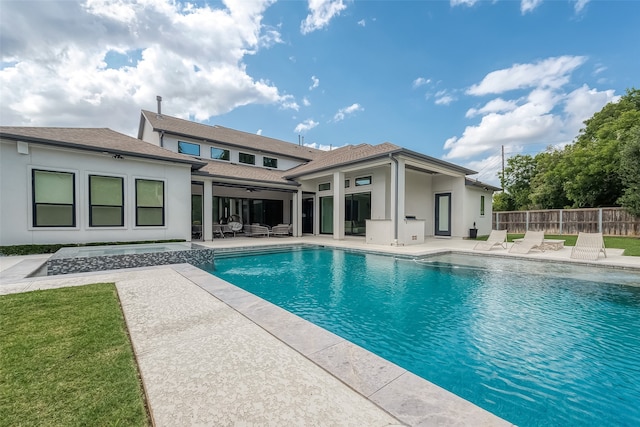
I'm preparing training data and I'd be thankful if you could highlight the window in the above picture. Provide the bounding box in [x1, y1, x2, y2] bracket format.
[211, 147, 230, 160]
[345, 179, 350, 188]
[178, 141, 200, 156]
[263, 156, 278, 168]
[318, 182, 331, 191]
[239, 152, 255, 165]
[480, 195, 485, 216]
[355, 176, 372, 186]
[89, 175, 124, 227]
[136, 179, 164, 226]
[32, 169, 75, 227]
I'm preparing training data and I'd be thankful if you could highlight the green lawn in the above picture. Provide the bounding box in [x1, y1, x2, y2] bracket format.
[0, 284, 150, 427]
[476, 233, 640, 256]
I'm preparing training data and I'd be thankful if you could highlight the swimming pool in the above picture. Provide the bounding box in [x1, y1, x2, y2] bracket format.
[206, 247, 640, 427]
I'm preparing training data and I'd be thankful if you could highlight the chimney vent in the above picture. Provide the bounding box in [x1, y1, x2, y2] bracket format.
[156, 96, 162, 115]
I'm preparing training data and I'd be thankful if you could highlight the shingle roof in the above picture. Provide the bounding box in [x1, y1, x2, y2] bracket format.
[140, 110, 322, 162]
[195, 160, 298, 187]
[284, 142, 402, 178]
[0, 127, 206, 169]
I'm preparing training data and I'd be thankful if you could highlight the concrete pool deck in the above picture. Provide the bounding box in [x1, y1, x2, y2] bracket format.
[2, 236, 639, 426]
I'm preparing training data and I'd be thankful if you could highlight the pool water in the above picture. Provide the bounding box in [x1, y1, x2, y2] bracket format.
[207, 247, 640, 427]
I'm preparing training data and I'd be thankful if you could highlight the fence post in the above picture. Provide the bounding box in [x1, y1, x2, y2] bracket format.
[599, 208, 603, 233]
[526, 211, 530, 231]
[559, 210, 563, 235]
[496, 212, 500, 230]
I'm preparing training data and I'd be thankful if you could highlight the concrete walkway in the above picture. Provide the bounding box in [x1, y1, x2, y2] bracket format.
[2, 236, 639, 426]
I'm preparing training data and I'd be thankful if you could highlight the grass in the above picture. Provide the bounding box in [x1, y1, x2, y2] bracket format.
[476, 233, 640, 256]
[0, 284, 150, 427]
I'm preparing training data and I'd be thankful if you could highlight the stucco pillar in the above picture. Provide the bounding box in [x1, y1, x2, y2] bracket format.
[294, 189, 303, 237]
[203, 180, 213, 241]
[333, 171, 345, 240]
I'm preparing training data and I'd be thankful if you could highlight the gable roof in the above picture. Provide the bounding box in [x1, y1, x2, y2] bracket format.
[283, 142, 477, 178]
[0, 127, 206, 170]
[284, 142, 402, 178]
[139, 110, 322, 162]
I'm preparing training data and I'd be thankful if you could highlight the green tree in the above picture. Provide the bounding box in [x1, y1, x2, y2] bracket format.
[529, 148, 570, 209]
[492, 192, 515, 212]
[563, 88, 640, 207]
[617, 126, 640, 216]
[500, 154, 537, 210]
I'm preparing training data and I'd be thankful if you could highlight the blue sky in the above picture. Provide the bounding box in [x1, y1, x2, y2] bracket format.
[1, 0, 638, 185]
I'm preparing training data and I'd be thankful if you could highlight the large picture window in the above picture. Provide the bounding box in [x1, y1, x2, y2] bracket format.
[136, 179, 164, 226]
[32, 169, 76, 227]
[89, 175, 124, 227]
[178, 141, 200, 156]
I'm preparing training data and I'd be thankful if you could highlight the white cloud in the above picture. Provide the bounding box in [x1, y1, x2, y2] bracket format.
[412, 77, 431, 89]
[294, 118, 319, 133]
[444, 81, 617, 161]
[574, 0, 590, 13]
[357, 19, 366, 27]
[520, 0, 543, 14]
[300, 0, 347, 35]
[333, 103, 363, 122]
[466, 98, 519, 118]
[450, 0, 479, 6]
[309, 75, 320, 90]
[303, 142, 334, 151]
[0, 0, 291, 134]
[302, 97, 311, 107]
[467, 56, 587, 96]
[434, 91, 456, 106]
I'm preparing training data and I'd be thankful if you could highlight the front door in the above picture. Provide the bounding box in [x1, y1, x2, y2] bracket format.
[435, 193, 451, 236]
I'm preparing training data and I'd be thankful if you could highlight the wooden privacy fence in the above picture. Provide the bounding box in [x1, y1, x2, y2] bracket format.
[493, 207, 640, 236]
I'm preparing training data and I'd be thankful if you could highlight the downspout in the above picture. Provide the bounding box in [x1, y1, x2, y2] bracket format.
[389, 153, 399, 242]
[159, 130, 165, 148]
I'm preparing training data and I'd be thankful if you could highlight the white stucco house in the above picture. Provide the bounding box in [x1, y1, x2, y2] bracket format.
[0, 110, 499, 247]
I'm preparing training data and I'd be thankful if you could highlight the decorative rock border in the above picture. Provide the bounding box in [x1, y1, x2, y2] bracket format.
[47, 243, 215, 275]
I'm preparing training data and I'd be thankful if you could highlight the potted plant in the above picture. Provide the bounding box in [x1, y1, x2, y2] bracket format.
[469, 222, 478, 239]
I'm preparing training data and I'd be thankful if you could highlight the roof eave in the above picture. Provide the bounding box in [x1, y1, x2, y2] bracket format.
[1, 132, 207, 171]
[284, 148, 403, 179]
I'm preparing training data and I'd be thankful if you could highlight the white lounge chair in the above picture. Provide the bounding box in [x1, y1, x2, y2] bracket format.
[249, 224, 270, 237]
[473, 229, 507, 251]
[509, 230, 545, 254]
[271, 224, 291, 237]
[570, 232, 607, 260]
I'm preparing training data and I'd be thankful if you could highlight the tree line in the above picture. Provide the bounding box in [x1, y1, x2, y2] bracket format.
[493, 88, 640, 216]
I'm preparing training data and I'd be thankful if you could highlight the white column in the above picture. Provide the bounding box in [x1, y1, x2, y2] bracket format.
[333, 171, 345, 240]
[396, 159, 406, 245]
[294, 190, 303, 237]
[203, 180, 213, 241]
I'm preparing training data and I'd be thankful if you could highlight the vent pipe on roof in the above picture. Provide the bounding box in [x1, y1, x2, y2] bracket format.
[156, 95, 162, 115]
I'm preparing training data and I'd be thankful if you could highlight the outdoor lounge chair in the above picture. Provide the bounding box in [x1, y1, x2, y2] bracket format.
[249, 224, 270, 237]
[271, 224, 291, 237]
[473, 229, 507, 251]
[509, 230, 545, 254]
[570, 232, 607, 260]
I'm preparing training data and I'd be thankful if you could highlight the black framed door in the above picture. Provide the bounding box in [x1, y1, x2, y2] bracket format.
[435, 193, 451, 236]
[302, 197, 314, 234]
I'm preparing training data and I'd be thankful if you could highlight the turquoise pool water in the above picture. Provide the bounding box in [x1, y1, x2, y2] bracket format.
[206, 247, 640, 426]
